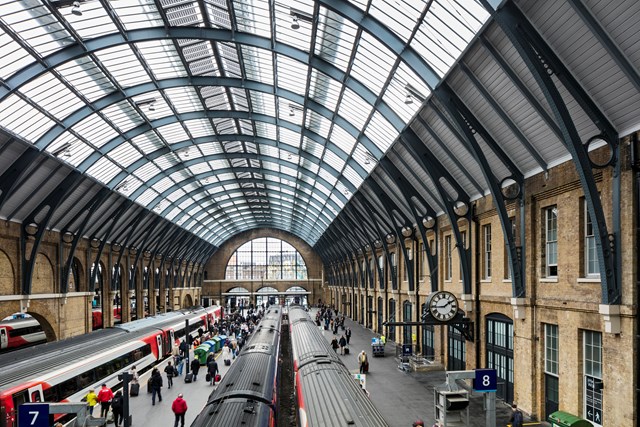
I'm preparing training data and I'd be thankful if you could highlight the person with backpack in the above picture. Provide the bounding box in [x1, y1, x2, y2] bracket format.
[171, 393, 188, 427]
[164, 361, 176, 389]
[509, 403, 524, 427]
[150, 368, 163, 405]
[111, 390, 124, 427]
[96, 383, 114, 418]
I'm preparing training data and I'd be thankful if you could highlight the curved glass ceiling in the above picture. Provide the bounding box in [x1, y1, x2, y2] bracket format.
[0, 0, 489, 246]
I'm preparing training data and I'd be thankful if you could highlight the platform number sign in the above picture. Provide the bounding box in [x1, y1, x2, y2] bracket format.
[473, 368, 497, 392]
[18, 403, 49, 427]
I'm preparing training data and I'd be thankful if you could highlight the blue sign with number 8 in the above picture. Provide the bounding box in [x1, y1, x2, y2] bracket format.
[473, 368, 497, 392]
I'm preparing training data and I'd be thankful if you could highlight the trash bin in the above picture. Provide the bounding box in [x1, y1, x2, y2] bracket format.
[211, 336, 221, 352]
[548, 411, 593, 427]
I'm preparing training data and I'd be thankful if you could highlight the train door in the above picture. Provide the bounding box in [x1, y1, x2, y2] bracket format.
[156, 335, 163, 358]
[169, 330, 175, 352]
[0, 327, 7, 349]
[27, 385, 43, 403]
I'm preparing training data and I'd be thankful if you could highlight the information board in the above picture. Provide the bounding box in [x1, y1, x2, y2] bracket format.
[585, 375, 603, 425]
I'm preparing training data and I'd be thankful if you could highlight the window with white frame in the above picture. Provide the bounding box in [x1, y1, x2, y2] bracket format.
[545, 206, 558, 277]
[445, 235, 452, 281]
[584, 201, 600, 277]
[482, 224, 491, 280]
[545, 324, 559, 375]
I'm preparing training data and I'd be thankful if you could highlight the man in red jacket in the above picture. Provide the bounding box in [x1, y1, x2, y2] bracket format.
[96, 383, 114, 419]
[171, 393, 188, 427]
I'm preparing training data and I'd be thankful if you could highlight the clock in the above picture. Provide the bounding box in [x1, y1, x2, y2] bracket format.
[428, 291, 459, 322]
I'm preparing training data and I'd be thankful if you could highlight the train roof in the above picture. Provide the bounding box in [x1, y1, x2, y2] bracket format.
[191, 398, 272, 427]
[289, 307, 341, 369]
[298, 362, 388, 427]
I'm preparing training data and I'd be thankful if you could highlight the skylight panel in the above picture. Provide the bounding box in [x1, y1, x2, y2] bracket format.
[213, 118, 237, 134]
[0, 94, 54, 142]
[255, 122, 277, 140]
[131, 132, 165, 155]
[156, 122, 189, 143]
[134, 161, 162, 181]
[329, 125, 356, 154]
[154, 151, 180, 169]
[300, 158, 319, 175]
[242, 46, 274, 85]
[102, 101, 145, 133]
[365, 111, 398, 152]
[318, 168, 337, 187]
[109, 142, 141, 168]
[202, 86, 230, 110]
[162, 2, 203, 27]
[370, 0, 426, 42]
[279, 127, 302, 148]
[152, 176, 175, 194]
[2, 4, 71, 57]
[301, 137, 324, 158]
[112, 1, 164, 30]
[55, 58, 117, 102]
[65, 1, 118, 39]
[137, 40, 187, 80]
[338, 87, 373, 132]
[315, 8, 357, 72]
[217, 42, 242, 79]
[167, 188, 187, 202]
[276, 55, 308, 95]
[351, 32, 395, 96]
[210, 160, 231, 171]
[95, 45, 149, 88]
[184, 118, 215, 138]
[0, 32, 34, 79]
[204, 2, 232, 29]
[73, 115, 118, 148]
[274, 3, 312, 52]
[233, 0, 271, 38]
[165, 87, 203, 113]
[323, 148, 346, 172]
[305, 111, 331, 139]
[249, 91, 276, 116]
[166, 206, 182, 221]
[343, 164, 364, 187]
[199, 141, 224, 155]
[86, 156, 121, 184]
[308, 69, 341, 112]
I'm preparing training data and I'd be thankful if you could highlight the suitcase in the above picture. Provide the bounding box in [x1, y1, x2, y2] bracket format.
[215, 374, 221, 382]
[129, 383, 140, 397]
[224, 359, 231, 366]
[205, 373, 211, 382]
[344, 347, 349, 355]
[147, 378, 152, 394]
[184, 372, 193, 383]
[363, 361, 369, 373]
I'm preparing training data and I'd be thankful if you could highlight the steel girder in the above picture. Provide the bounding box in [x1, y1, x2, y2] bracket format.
[378, 157, 440, 292]
[433, 83, 526, 298]
[496, 2, 621, 304]
[344, 204, 381, 291]
[20, 172, 84, 295]
[400, 129, 474, 295]
[0, 147, 41, 212]
[365, 178, 416, 292]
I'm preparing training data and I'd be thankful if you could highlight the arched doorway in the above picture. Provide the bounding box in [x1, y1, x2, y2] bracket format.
[284, 286, 308, 306]
[486, 313, 514, 403]
[256, 286, 279, 307]
[183, 294, 194, 307]
[0, 311, 55, 352]
[225, 287, 250, 312]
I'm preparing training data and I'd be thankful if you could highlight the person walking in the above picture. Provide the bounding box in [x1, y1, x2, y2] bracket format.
[175, 354, 184, 376]
[331, 337, 339, 352]
[358, 350, 368, 374]
[96, 383, 114, 418]
[207, 356, 219, 386]
[345, 327, 352, 345]
[190, 357, 201, 381]
[84, 388, 98, 416]
[509, 403, 524, 427]
[164, 361, 176, 389]
[128, 365, 140, 396]
[171, 393, 188, 427]
[150, 368, 163, 405]
[111, 390, 124, 427]
[339, 335, 347, 355]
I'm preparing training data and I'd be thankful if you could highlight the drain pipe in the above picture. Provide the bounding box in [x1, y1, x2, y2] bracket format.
[472, 203, 481, 369]
[632, 133, 640, 409]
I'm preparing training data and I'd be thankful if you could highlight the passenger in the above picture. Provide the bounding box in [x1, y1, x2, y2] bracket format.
[175, 354, 184, 376]
[171, 393, 188, 427]
[509, 403, 524, 427]
[412, 419, 424, 427]
[207, 357, 219, 386]
[358, 350, 368, 374]
[111, 390, 124, 427]
[84, 388, 98, 416]
[164, 361, 176, 389]
[97, 383, 114, 418]
[190, 357, 201, 381]
[129, 365, 139, 396]
[345, 327, 352, 345]
[150, 368, 163, 405]
[339, 335, 347, 355]
[331, 337, 339, 352]
[179, 339, 188, 358]
[380, 334, 386, 345]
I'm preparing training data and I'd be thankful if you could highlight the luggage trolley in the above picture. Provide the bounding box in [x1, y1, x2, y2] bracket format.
[371, 337, 385, 357]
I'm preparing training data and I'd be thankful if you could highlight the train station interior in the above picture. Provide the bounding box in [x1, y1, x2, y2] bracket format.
[0, 0, 639, 425]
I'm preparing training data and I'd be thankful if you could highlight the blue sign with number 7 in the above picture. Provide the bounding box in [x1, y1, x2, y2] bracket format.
[18, 403, 49, 427]
[473, 368, 498, 392]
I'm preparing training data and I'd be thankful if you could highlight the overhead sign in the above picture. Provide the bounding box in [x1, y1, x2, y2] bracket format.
[473, 368, 497, 392]
[18, 403, 49, 427]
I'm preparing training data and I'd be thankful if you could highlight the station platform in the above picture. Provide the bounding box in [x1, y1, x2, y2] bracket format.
[315, 310, 521, 427]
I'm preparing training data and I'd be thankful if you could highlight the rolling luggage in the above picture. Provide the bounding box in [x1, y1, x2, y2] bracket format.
[344, 346, 349, 355]
[206, 373, 211, 382]
[129, 383, 140, 397]
[147, 378, 152, 394]
[184, 372, 193, 383]
[363, 361, 369, 373]
[224, 359, 231, 366]
[215, 374, 221, 382]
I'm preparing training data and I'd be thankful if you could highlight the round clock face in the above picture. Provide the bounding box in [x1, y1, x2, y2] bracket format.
[429, 291, 459, 322]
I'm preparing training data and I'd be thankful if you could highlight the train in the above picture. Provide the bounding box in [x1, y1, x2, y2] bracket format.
[0, 305, 222, 427]
[288, 306, 388, 427]
[0, 316, 46, 351]
[191, 305, 283, 427]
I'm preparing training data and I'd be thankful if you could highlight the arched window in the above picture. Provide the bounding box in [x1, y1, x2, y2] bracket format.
[225, 238, 308, 280]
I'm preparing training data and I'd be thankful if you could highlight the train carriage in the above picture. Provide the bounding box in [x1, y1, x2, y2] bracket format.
[0, 317, 46, 351]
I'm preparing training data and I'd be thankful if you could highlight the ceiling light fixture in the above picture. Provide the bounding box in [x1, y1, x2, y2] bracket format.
[71, 1, 82, 16]
[289, 107, 295, 116]
[291, 15, 300, 30]
[405, 93, 413, 105]
[405, 83, 426, 104]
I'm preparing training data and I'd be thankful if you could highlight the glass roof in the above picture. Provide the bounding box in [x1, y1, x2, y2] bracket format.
[0, 0, 489, 246]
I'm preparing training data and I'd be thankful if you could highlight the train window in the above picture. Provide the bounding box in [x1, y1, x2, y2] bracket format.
[78, 370, 95, 388]
[13, 390, 28, 408]
[58, 377, 78, 400]
[30, 391, 41, 402]
[43, 387, 58, 402]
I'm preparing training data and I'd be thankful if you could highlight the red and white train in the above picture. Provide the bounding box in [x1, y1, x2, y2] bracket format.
[0, 316, 47, 351]
[0, 305, 222, 427]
